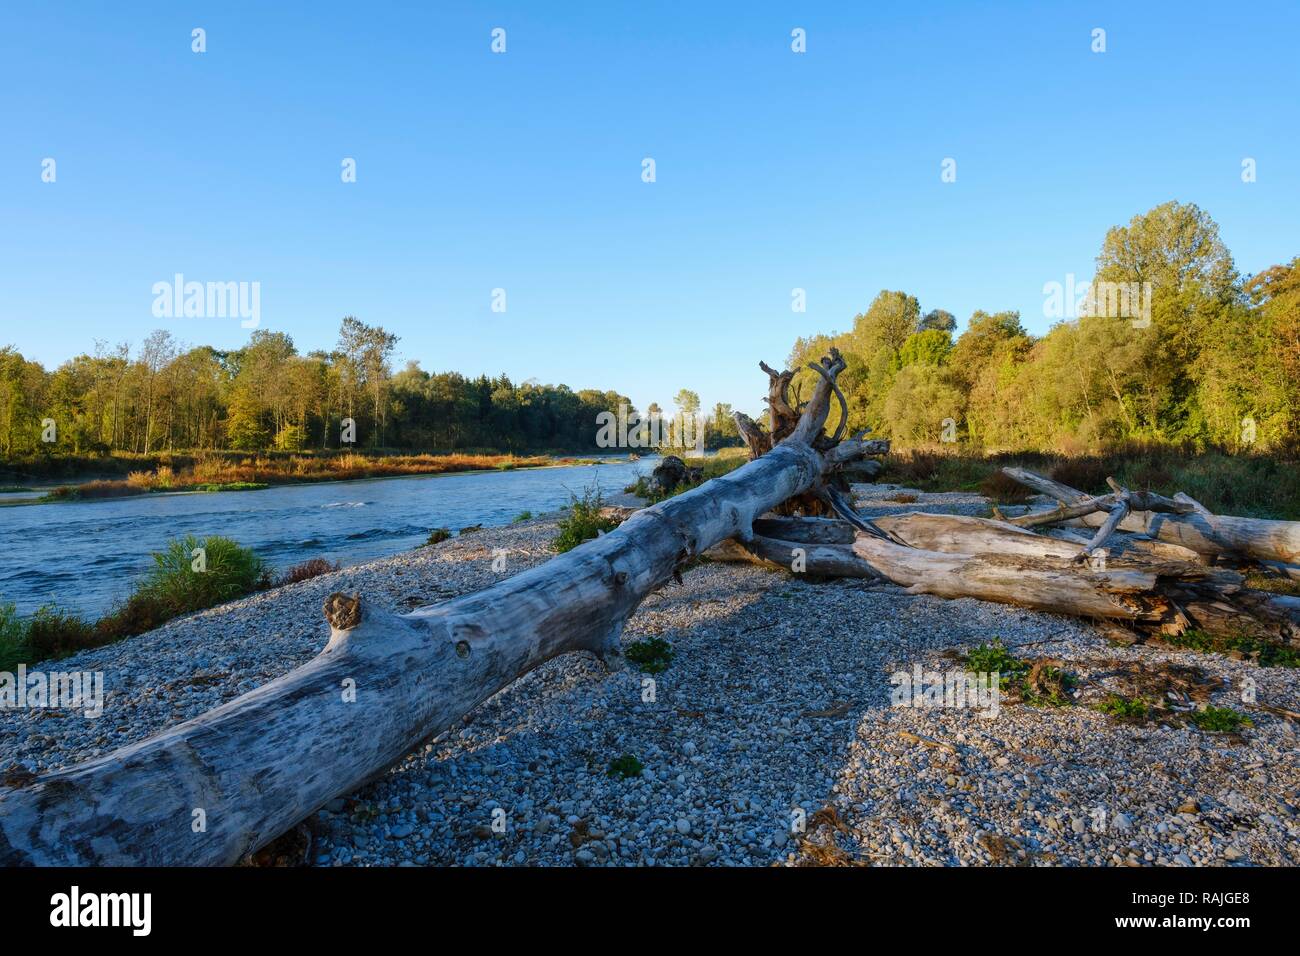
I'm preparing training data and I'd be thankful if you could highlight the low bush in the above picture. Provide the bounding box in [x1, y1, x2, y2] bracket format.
[423, 528, 452, 546]
[1188, 707, 1253, 733]
[977, 470, 1034, 504]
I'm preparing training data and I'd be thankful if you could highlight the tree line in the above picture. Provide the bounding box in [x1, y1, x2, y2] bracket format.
[0, 318, 738, 458]
[788, 201, 1299, 453]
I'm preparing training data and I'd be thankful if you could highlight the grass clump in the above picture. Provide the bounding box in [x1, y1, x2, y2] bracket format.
[551, 487, 619, 553]
[1187, 707, 1253, 733]
[977, 470, 1035, 505]
[1161, 628, 1300, 668]
[135, 535, 269, 612]
[423, 528, 452, 546]
[624, 636, 674, 674]
[512, 510, 533, 523]
[277, 557, 340, 586]
[0, 602, 32, 671]
[1095, 694, 1151, 720]
[607, 753, 644, 779]
[0, 602, 105, 668]
[94, 535, 269, 644]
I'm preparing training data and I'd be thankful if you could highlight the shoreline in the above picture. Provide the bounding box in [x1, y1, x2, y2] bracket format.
[5, 454, 642, 507]
[6, 486, 1296, 866]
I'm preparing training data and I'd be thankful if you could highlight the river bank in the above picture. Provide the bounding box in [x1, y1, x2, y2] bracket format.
[5, 486, 1297, 867]
[29, 452, 616, 503]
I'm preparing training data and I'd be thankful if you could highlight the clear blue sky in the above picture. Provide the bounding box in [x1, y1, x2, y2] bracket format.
[2, 1, 1296, 418]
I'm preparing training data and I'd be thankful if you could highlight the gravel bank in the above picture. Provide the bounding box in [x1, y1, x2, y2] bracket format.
[3, 490, 1298, 867]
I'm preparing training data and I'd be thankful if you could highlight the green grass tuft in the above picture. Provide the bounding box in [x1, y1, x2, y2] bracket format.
[1095, 694, 1151, 720]
[607, 753, 644, 778]
[624, 637, 674, 674]
[1187, 707, 1253, 733]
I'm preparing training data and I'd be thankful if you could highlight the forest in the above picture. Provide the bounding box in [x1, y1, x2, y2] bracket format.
[0, 315, 740, 460]
[787, 202, 1299, 454]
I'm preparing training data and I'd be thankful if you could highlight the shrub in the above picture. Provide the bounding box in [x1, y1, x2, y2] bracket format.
[1161, 628, 1300, 668]
[512, 510, 533, 523]
[93, 536, 269, 643]
[964, 639, 1029, 690]
[95, 590, 173, 642]
[138, 535, 269, 614]
[278, 558, 340, 586]
[551, 487, 619, 553]
[1049, 457, 1110, 495]
[423, 528, 452, 546]
[1095, 694, 1150, 720]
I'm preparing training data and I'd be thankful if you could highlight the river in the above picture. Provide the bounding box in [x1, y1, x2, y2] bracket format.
[0, 457, 655, 620]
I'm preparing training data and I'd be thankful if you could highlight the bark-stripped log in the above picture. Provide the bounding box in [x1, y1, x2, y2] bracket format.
[705, 512, 1300, 644]
[851, 534, 1300, 643]
[0, 350, 883, 866]
[1003, 467, 1300, 564]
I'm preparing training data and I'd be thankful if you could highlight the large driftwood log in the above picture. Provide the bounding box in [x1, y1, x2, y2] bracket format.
[1003, 467, 1300, 564]
[0, 351, 882, 866]
[706, 511, 1300, 644]
[851, 533, 1300, 644]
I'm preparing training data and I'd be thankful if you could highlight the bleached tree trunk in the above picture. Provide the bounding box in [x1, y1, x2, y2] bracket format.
[1003, 467, 1300, 564]
[0, 350, 882, 866]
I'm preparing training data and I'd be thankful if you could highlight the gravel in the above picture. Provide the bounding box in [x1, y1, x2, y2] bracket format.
[3, 490, 1297, 867]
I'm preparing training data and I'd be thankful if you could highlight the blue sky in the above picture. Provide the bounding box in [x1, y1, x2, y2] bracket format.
[2, 1, 1296, 417]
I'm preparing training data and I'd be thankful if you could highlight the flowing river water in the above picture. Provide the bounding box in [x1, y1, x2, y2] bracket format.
[0, 456, 655, 619]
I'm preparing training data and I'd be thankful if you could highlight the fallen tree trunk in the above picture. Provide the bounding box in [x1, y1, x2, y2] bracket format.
[851, 534, 1300, 643]
[0, 349, 883, 866]
[1002, 467, 1300, 564]
[706, 511, 1300, 644]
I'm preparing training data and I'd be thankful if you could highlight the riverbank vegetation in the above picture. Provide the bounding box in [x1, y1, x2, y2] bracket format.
[0, 316, 741, 475]
[34, 450, 560, 501]
[0, 540, 340, 669]
[879, 446, 1300, 520]
[786, 202, 1299, 457]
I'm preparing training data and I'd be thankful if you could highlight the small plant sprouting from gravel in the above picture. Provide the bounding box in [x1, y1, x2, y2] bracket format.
[423, 528, 452, 547]
[551, 486, 619, 553]
[964, 639, 1075, 706]
[624, 636, 674, 674]
[607, 753, 643, 778]
[1188, 707, 1253, 733]
[512, 510, 533, 523]
[1095, 693, 1151, 720]
[964, 639, 1029, 690]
